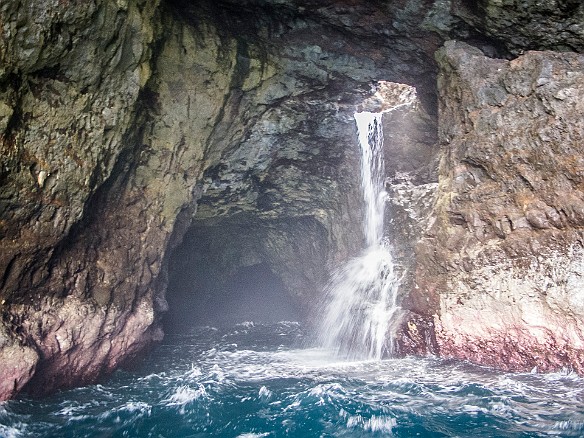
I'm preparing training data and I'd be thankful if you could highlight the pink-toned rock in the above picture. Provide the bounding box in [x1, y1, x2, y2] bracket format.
[411, 41, 584, 372]
[0, 327, 38, 401]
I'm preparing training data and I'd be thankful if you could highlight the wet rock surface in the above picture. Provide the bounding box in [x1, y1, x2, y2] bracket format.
[0, 0, 584, 399]
[0, 0, 161, 399]
[413, 41, 584, 372]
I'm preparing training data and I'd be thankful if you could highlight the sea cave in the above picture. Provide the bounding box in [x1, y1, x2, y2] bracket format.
[1, 0, 584, 435]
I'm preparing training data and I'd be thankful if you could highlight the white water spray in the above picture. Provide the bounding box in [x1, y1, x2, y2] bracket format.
[317, 112, 401, 360]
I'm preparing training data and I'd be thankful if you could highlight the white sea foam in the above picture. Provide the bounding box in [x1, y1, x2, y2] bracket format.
[345, 413, 397, 434]
[236, 433, 270, 438]
[258, 386, 272, 400]
[185, 365, 203, 378]
[57, 404, 92, 417]
[93, 401, 152, 425]
[0, 425, 23, 438]
[117, 402, 151, 414]
[551, 421, 584, 432]
[165, 385, 208, 406]
[137, 372, 167, 382]
[4, 323, 584, 436]
[0, 405, 25, 438]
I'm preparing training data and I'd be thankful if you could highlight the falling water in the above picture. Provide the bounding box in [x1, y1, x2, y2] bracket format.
[356, 112, 387, 248]
[317, 111, 401, 360]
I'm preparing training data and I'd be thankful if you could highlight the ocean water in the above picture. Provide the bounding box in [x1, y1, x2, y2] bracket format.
[2, 322, 584, 437]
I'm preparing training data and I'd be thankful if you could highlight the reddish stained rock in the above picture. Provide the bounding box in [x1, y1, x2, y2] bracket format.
[0, 337, 38, 400]
[435, 320, 584, 374]
[414, 41, 584, 373]
[19, 295, 163, 395]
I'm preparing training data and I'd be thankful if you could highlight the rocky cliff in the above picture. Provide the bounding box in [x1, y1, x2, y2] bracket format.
[411, 41, 584, 372]
[1, 0, 583, 400]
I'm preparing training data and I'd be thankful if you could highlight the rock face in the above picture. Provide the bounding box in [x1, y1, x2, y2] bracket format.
[0, 0, 161, 400]
[452, 0, 584, 55]
[0, 0, 583, 400]
[410, 41, 584, 372]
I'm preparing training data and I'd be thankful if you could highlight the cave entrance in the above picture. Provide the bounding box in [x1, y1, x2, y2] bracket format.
[165, 261, 299, 332]
[163, 219, 314, 333]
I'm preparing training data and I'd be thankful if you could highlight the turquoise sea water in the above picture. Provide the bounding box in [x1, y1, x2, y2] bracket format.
[2, 322, 584, 437]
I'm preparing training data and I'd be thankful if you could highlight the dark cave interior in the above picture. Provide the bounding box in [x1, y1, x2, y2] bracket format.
[164, 223, 304, 332]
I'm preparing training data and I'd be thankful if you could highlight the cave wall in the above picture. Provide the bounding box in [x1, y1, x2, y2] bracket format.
[0, 0, 583, 399]
[410, 41, 584, 372]
[0, 0, 162, 400]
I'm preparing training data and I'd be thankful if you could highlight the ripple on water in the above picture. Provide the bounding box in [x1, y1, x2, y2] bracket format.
[0, 405, 25, 438]
[2, 322, 584, 437]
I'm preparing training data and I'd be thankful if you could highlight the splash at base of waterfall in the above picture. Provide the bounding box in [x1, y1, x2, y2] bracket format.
[5, 323, 584, 437]
[317, 244, 402, 360]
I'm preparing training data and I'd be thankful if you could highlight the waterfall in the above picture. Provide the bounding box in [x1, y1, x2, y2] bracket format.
[356, 112, 387, 248]
[316, 112, 401, 360]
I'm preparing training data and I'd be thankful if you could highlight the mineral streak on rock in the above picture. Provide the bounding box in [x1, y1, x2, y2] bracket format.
[0, 0, 583, 400]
